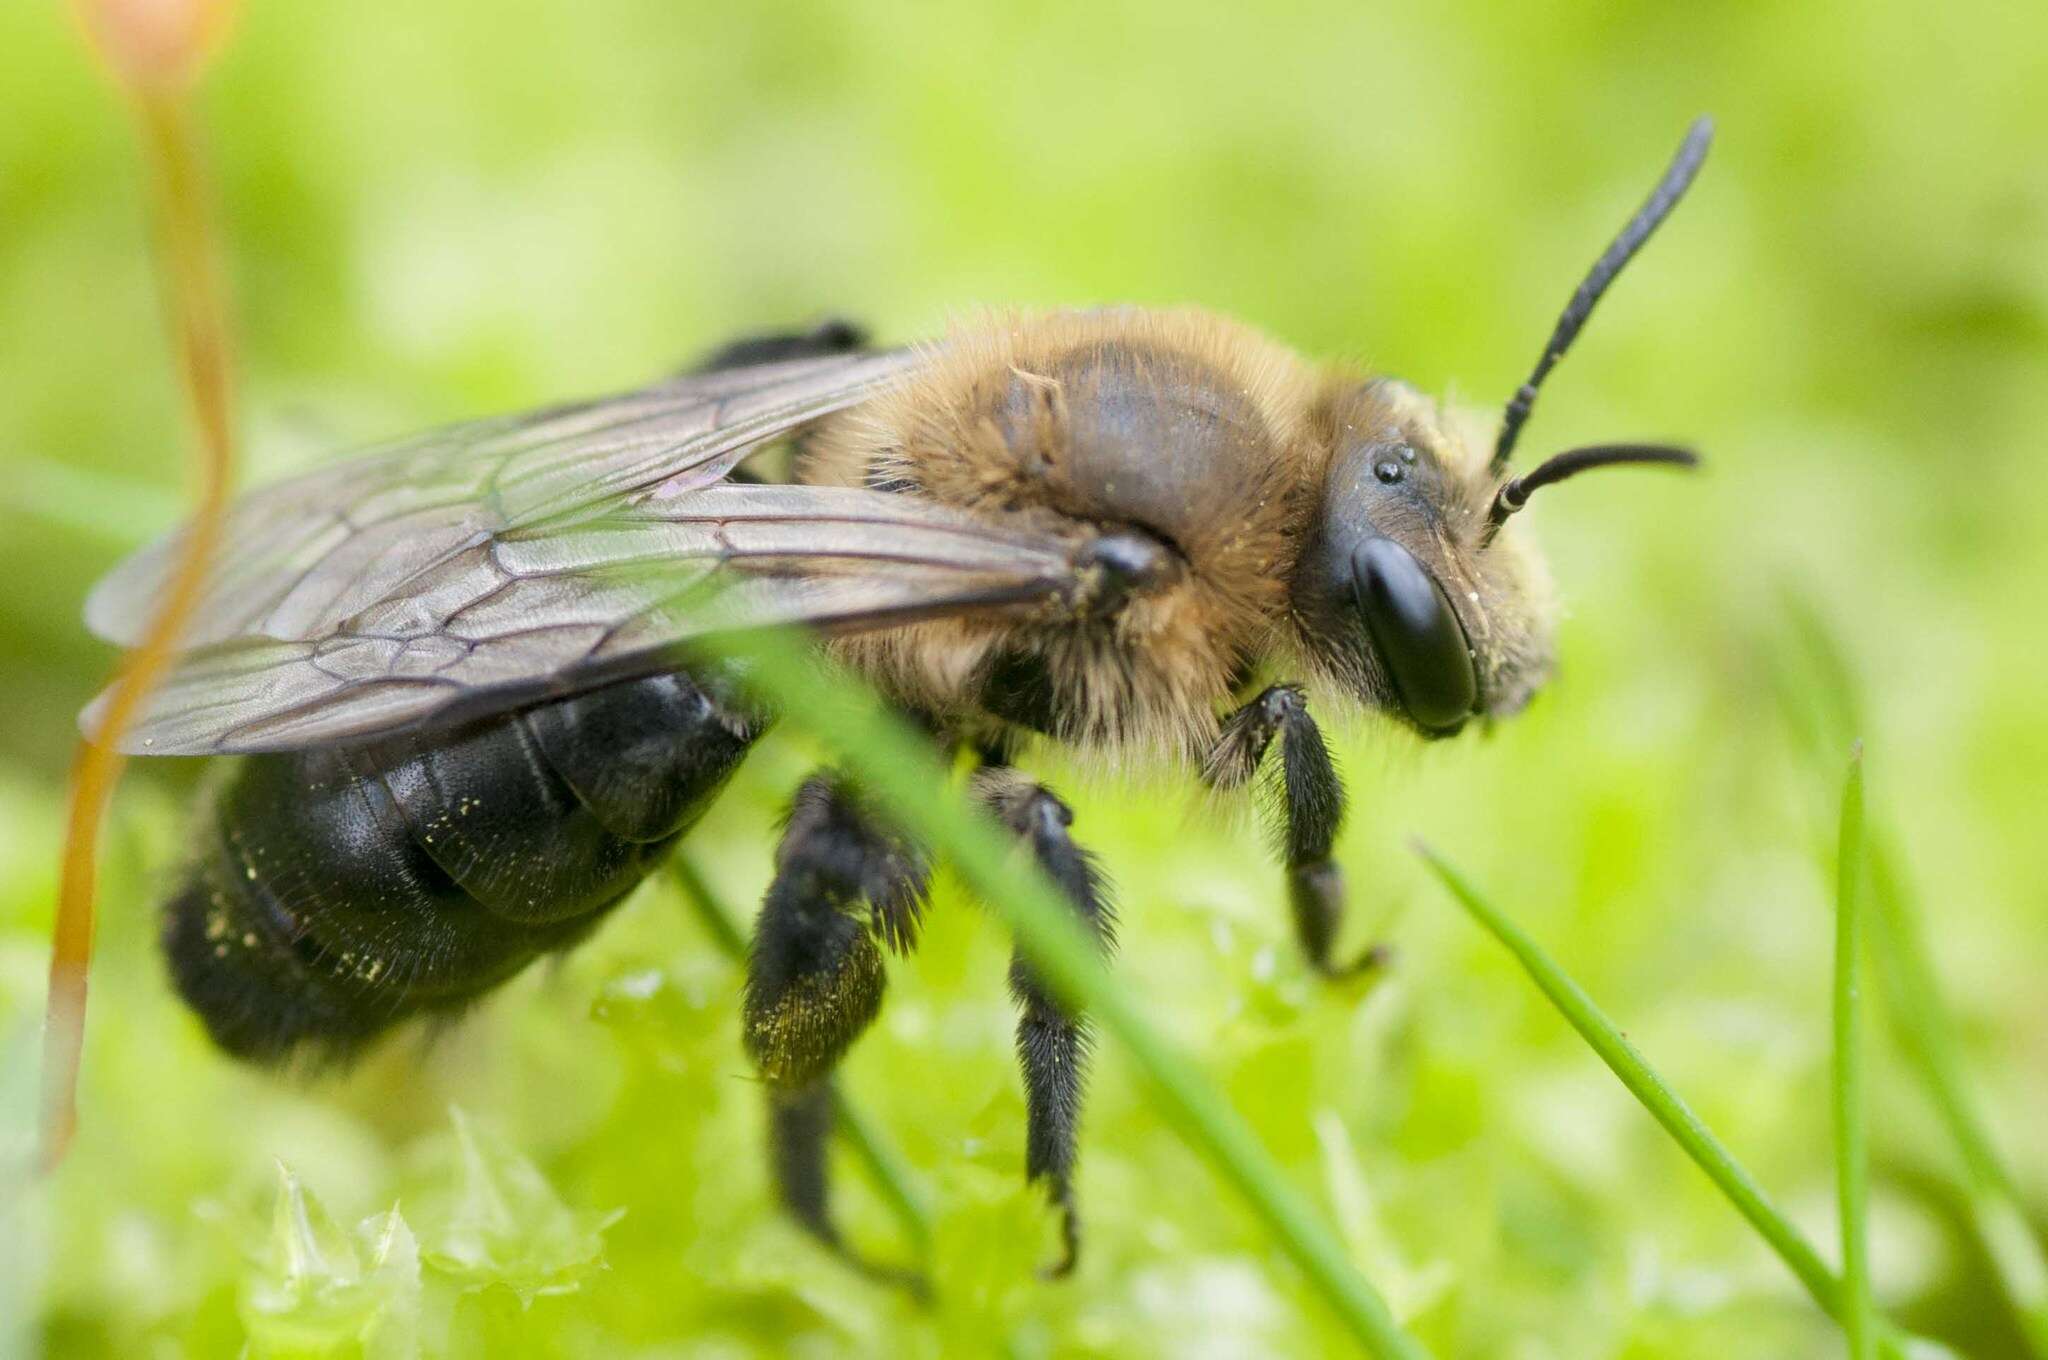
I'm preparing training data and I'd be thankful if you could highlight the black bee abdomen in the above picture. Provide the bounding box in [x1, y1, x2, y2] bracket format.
[524, 670, 757, 843]
[162, 670, 761, 1062]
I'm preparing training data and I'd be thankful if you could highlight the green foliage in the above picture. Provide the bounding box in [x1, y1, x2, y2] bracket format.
[242, 1167, 419, 1359]
[1780, 596, 2048, 1355]
[412, 1108, 621, 1303]
[4, 0, 2046, 1356]
[1835, 752, 1873, 1360]
[1416, 845, 1903, 1352]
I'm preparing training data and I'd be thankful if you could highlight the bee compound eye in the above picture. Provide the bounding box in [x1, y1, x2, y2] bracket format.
[1349, 537, 1478, 734]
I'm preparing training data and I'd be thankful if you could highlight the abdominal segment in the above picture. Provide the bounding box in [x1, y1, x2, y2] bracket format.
[162, 669, 760, 1061]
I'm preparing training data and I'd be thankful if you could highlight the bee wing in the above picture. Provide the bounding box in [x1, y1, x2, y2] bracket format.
[85, 483, 1084, 755]
[84, 348, 919, 649]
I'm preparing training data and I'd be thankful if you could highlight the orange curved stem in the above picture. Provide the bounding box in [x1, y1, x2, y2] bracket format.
[41, 90, 237, 1172]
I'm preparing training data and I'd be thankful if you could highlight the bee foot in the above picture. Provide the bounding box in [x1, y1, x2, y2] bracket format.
[1317, 940, 1396, 981]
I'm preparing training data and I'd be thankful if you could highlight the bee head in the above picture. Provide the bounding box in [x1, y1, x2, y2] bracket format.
[1291, 117, 1714, 738]
[1293, 382, 1546, 736]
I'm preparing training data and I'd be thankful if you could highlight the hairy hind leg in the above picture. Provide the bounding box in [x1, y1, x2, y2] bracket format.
[743, 774, 926, 1287]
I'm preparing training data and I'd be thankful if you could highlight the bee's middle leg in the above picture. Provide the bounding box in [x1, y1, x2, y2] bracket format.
[744, 773, 926, 1287]
[972, 765, 1117, 1278]
[1207, 684, 1387, 977]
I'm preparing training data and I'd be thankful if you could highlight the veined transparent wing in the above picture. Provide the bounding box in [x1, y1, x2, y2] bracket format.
[84, 348, 920, 650]
[84, 483, 1088, 755]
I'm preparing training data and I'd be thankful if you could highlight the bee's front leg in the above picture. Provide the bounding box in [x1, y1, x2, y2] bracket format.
[1205, 685, 1387, 978]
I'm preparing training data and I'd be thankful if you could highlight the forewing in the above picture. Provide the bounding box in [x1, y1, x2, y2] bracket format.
[84, 348, 920, 649]
[87, 484, 1082, 755]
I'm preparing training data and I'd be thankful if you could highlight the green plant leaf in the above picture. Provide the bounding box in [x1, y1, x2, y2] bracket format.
[241, 1163, 421, 1359]
[1416, 844, 1931, 1360]
[1835, 745, 1874, 1360]
[415, 1108, 621, 1304]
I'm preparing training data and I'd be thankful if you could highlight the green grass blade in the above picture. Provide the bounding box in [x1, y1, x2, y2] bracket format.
[1835, 746, 1874, 1360]
[667, 854, 934, 1260]
[723, 630, 1432, 1359]
[823, 1090, 935, 1262]
[1775, 587, 2048, 1354]
[1867, 838, 2048, 1354]
[1417, 844, 1926, 1359]
[669, 853, 749, 957]
[11, 453, 180, 544]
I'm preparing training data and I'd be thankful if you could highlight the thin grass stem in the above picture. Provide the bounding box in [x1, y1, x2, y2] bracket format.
[1416, 844, 1924, 1359]
[1867, 838, 2048, 1355]
[667, 854, 933, 1260]
[1776, 588, 2048, 1354]
[1835, 746, 1874, 1360]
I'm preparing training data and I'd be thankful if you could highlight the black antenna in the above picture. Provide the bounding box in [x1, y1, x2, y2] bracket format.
[1484, 441, 1699, 540]
[1491, 116, 1714, 475]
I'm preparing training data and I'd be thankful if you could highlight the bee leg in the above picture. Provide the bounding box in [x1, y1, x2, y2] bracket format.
[1207, 685, 1387, 978]
[973, 766, 1118, 1279]
[744, 773, 927, 1289]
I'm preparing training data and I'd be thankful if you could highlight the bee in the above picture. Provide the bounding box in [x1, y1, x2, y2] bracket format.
[84, 119, 1712, 1279]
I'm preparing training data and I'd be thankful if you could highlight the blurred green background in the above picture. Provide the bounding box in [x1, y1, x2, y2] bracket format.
[4, 2, 2045, 1356]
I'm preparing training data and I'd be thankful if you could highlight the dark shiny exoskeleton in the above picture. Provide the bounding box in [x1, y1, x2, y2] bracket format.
[164, 666, 758, 1060]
